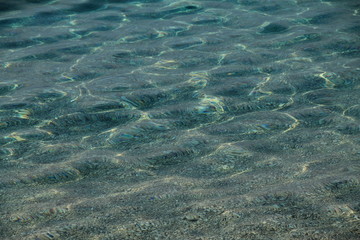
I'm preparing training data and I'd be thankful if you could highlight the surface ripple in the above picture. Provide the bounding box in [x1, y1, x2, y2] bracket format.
[0, 0, 359, 239]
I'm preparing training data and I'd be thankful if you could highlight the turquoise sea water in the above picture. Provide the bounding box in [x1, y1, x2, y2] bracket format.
[1, 0, 360, 239]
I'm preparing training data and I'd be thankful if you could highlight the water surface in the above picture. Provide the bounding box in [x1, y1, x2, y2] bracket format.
[1, 0, 360, 239]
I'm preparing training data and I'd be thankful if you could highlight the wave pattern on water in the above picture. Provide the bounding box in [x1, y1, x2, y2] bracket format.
[1, 0, 360, 239]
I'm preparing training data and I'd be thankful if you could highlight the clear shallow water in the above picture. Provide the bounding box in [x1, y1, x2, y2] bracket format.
[0, 0, 360, 239]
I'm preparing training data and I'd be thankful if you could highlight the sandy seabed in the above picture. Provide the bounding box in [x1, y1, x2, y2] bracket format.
[0, 0, 360, 239]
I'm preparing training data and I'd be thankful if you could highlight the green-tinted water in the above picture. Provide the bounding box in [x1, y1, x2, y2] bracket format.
[0, 0, 359, 239]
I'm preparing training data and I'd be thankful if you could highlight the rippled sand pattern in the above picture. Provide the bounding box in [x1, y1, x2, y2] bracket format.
[1, 0, 360, 239]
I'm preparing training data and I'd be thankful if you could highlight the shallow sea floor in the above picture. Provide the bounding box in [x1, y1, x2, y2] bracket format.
[0, 0, 360, 239]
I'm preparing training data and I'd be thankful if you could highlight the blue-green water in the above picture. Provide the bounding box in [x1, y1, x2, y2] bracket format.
[1, 0, 360, 239]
